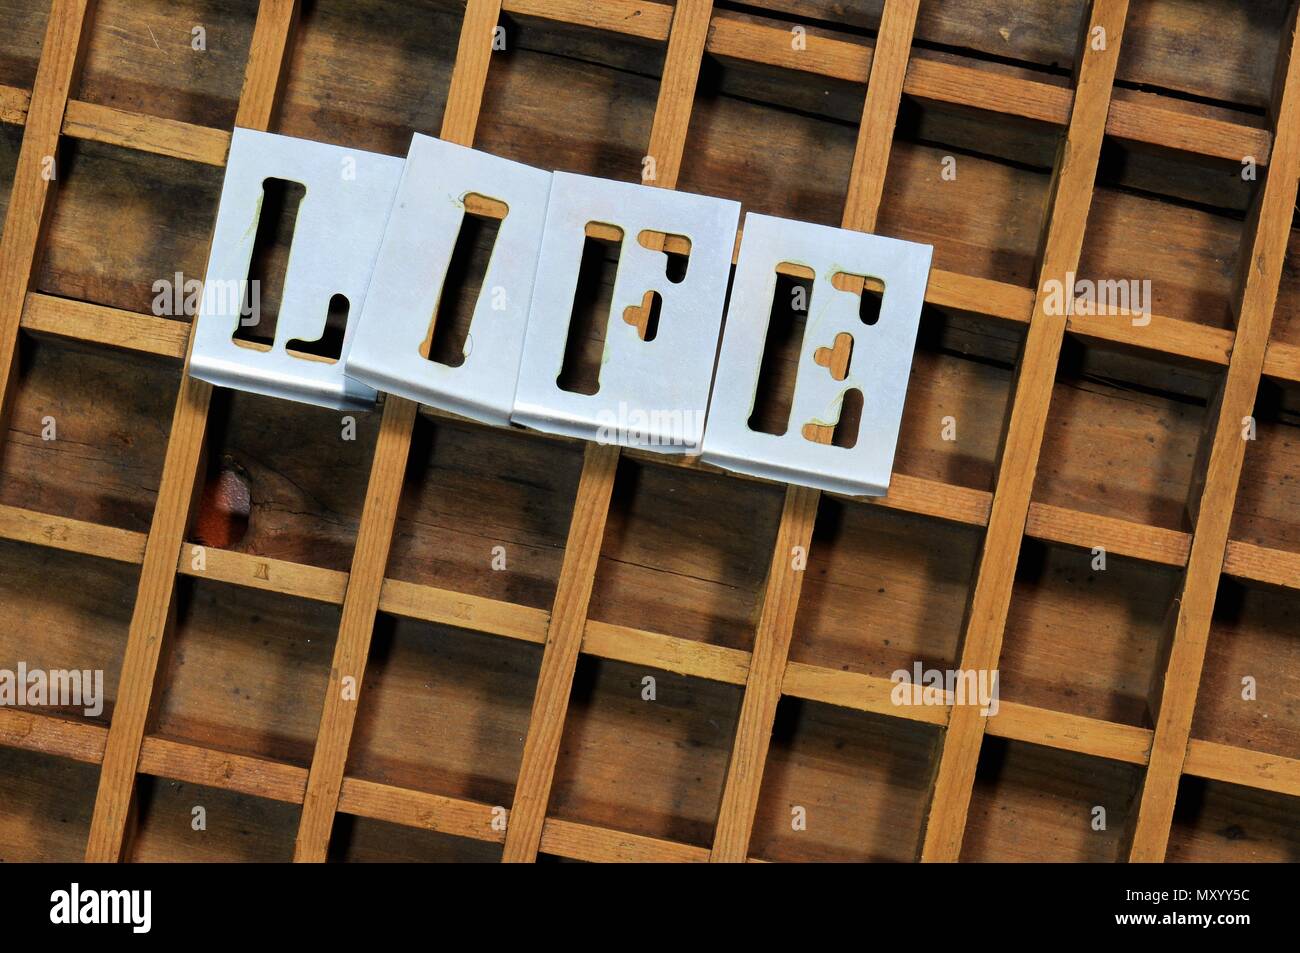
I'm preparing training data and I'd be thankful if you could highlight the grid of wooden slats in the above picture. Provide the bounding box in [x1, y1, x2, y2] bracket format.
[0, 0, 1296, 862]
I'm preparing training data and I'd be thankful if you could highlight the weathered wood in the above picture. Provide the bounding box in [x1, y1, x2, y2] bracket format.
[22, 292, 190, 358]
[0, 0, 93, 452]
[0, 0, 1296, 865]
[63, 100, 231, 166]
[961, 737, 1141, 861]
[501, 442, 619, 860]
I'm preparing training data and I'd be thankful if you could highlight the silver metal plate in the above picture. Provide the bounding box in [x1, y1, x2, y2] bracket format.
[511, 172, 741, 453]
[189, 128, 403, 410]
[344, 135, 552, 425]
[701, 213, 933, 497]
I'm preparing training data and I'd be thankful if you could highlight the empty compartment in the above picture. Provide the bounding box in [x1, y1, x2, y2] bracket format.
[548, 657, 741, 848]
[478, 11, 664, 181]
[1080, 139, 1256, 335]
[878, 95, 1059, 287]
[750, 698, 940, 862]
[912, 0, 1087, 73]
[191, 387, 380, 572]
[961, 737, 1142, 861]
[998, 539, 1179, 727]
[73, 0, 258, 128]
[790, 498, 981, 680]
[1191, 579, 1299, 761]
[1, 333, 179, 533]
[386, 414, 584, 610]
[895, 305, 1022, 490]
[127, 775, 299, 862]
[0, 0, 51, 90]
[35, 139, 224, 316]
[0, 746, 98, 862]
[1117, 0, 1290, 111]
[1229, 378, 1300, 556]
[587, 456, 783, 652]
[0, 538, 137, 727]
[345, 614, 542, 811]
[150, 577, 340, 767]
[328, 813, 503, 862]
[679, 32, 865, 226]
[277, 0, 464, 153]
[1168, 776, 1300, 862]
[1033, 338, 1216, 532]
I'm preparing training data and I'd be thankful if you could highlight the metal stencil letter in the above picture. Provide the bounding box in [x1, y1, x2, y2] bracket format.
[189, 128, 403, 410]
[511, 172, 740, 453]
[345, 134, 552, 425]
[701, 213, 933, 496]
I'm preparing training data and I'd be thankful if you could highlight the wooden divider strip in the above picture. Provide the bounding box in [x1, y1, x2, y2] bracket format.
[781, 660, 950, 727]
[645, 0, 712, 190]
[291, 0, 502, 862]
[235, 0, 299, 132]
[1023, 502, 1191, 568]
[1262, 340, 1300, 382]
[539, 817, 710, 863]
[920, 0, 1129, 862]
[136, 736, 309, 805]
[984, 701, 1153, 766]
[62, 99, 231, 166]
[859, 472, 993, 527]
[378, 577, 551, 642]
[1222, 539, 1300, 591]
[706, 11, 873, 83]
[0, 706, 106, 764]
[501, 443, 619, 860]
[0, 0, 93, 445]
[925, 269, 1035, 323]
[1127, 10, 1300, 861]
[708, 0, 922, 863]
[291, 397, 417, 860]
[83, 0, 300, 863]
[904, 54, 1071, 126]
[582, 620, 752, 685]
[1106, 91, 1273, 165]
[500, 0, 714, 863]
[709, 485, 820, 862]
[1063, 309, 1235, 368]
[337, 777, 506, 843]
[22, 291, 191, 358]
[501, 0, 674, 41]
[1182, 740, 1300, 799]
[1102, 91, 1274, 165]
[0, 502, 146, 563]
[177, 546, 349, 603]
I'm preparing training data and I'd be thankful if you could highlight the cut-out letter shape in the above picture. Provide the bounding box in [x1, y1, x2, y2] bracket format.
[701, 213, 932, 496]
[345, 134, 552, 425]
[189, 129, 403, 410]
[511, 172, 740, 453]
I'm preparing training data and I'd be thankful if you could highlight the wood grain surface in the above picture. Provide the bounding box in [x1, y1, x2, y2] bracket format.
[0, 0, 1295, 863]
